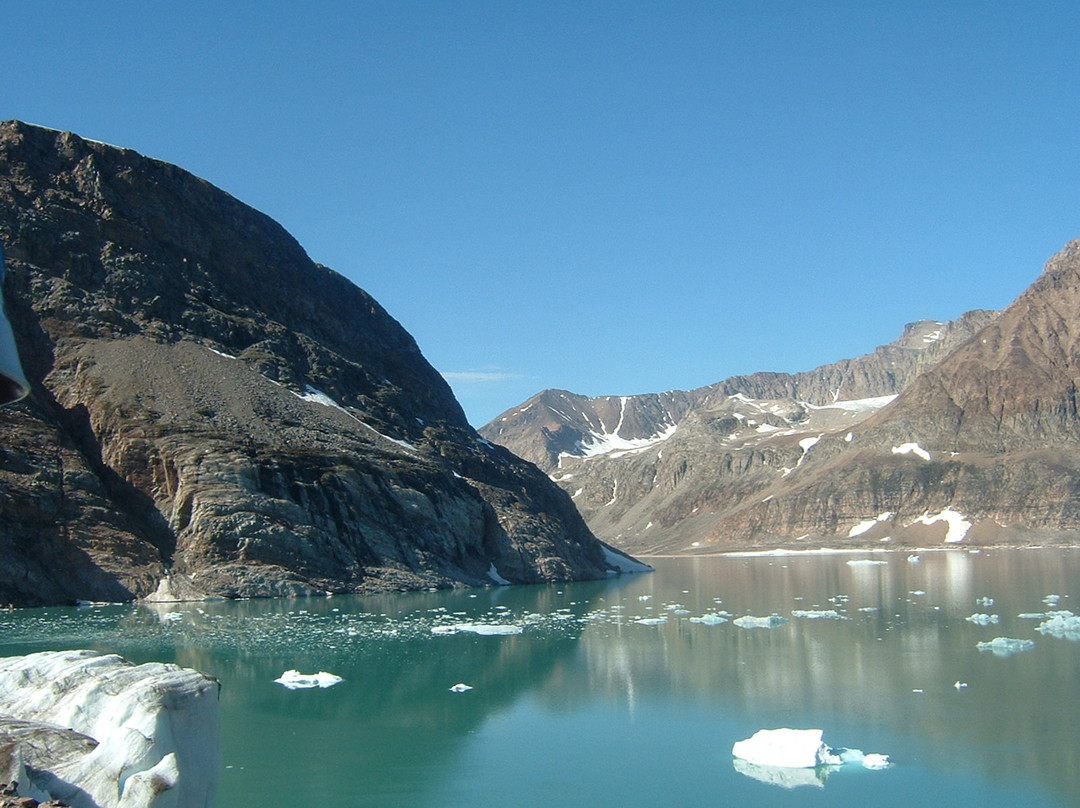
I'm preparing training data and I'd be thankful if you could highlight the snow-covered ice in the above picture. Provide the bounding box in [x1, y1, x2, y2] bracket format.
[791, 609, 848, 620]
[913, 507, 972, 543]
[274, 669, 344, 689]
[731, 728, 890, 787]
[449, 683, 473, 693]
[1036, 611, 1080, 640]
[892, 442, 931, 461]
[0, 650, 219, 808]
[431, 623, 524, 636]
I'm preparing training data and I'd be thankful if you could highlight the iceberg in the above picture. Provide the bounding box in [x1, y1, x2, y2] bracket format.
[431, 623, 523, 636]
[731, 728, 889, 788]
[0, 650, 219, 808]
[689, 613, 728, 625]
[733, 614, 789, 629]
[1036, 610, 1080, 640]
[274, 669, 344, 689]
[976, 637, 1035, 656]
[965, 613, 1000, 625]
[449, 683, 473, 693]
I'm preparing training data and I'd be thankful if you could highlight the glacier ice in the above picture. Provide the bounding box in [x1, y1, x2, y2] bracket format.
[0, 649, 219, 808]
[965, 613, 1000, 625]
[431, 622, 523, 636]
[976, 637, 1035, 656]
[733, 614, 789, 629]
[1036, 610, 1080, 640]
[274, 669, 344, 689]
[449, 683, 473, 693]
[731, 728, 889, 788]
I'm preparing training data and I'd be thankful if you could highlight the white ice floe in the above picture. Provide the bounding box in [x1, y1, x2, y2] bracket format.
[907, 554, 921, 563]
[689, 613, 729, 625]
[975, 596, 995, 607]
[913, 507, 972, 543]
[846, 559, 888, 567]
[1036, 610, 1080, 640]
[965, 613, 1000, 625]
[449, 683, 473, 693]
[791, 609, 848, 620]
[976, 637, 1035, 656]
[733, 614, 789, 629]
[0, 650, 219, 808]
[274, 670, 344, 689]
[634, 617, 667, 626]
[892, 442, 931, 461]
[431, 623, 523, 636]
[731, 728, 890, 788]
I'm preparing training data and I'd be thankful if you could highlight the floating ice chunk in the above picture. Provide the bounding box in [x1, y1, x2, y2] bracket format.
[954, 681, 968, 690]
[976, 637, 1035, 656]
[965, 613, 1000, 625]
[487, 563, 511, 586]
[734, 614, 789, 629]
[892, 442, 931, 461]
[791, 609, 848, 620]
[846, 559, 888, 567]
[975, 596, 995, 607]
[1036, 610, 1080, 640]
[732, 729, 826, 769]
[731, 729, 889, 777]
[689, 613, 729, 625]
[431, 623, 523, 636]
[449, 683, 473, 693]
[1044, 594, 1062, 606]
[274, 670, 343, 689]
[907, 554, 921, 563]
[634, 617, 667, 626]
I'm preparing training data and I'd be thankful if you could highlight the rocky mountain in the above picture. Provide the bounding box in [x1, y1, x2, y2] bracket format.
[0, 120, 643, 606]
[481, 310, 1004, 552]
[488, 240, 1080, 554]
[484, 312, 996, 474]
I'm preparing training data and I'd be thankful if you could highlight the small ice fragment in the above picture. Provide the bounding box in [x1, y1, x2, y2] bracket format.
[1044, 594, 1062, 606]
[449, 683, 473, 692]
[965, 613, 1000, 625]
[734, 614, 789, 629]
[976, 637, 1035, 656]
[861, 754, 891, 770]
[912, 689, 924, 694]
[689, 613, 728, 625]
[790, 609, 848, 620]
[846, 559, 888, 567]
[634, 617, 667, 626]
[432, 623, 523, 636]
[975, 596, 995, 607]
[274, 670, 343, 689]
[954, 681, 968, 690]
[907, 554, 921, 563]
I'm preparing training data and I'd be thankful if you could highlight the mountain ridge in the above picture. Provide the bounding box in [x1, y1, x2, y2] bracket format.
[0, 120, 642, 606]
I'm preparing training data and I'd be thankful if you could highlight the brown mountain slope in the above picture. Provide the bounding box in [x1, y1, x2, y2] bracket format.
[0, 121, 640, 606]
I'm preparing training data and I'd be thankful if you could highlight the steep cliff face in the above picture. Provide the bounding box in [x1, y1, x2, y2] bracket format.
[0, 121, 637, 605]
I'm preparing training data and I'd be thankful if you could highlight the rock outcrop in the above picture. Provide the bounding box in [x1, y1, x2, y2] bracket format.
[0, 650, 219, 808]
[0, 121, 638, 605]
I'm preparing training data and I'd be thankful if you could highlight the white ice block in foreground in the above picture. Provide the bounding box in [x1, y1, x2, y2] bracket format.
[274, 669, 344, 689]
[732, 728, 890, 787]
[0, 649, 220, 808]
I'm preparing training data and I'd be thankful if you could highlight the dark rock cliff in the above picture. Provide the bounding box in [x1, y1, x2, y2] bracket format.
[0, 121, 637, 606]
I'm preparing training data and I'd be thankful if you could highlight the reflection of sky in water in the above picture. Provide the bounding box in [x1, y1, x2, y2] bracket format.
[0, 549, 1077, 807]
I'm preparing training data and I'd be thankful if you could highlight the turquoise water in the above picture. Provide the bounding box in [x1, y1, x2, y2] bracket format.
[1, 549, 1078, 806]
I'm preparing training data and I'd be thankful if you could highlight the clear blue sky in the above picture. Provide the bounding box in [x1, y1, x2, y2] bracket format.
[8, 2, 1080, 426]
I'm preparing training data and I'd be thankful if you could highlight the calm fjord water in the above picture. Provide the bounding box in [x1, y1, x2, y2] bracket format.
[1, 549, 1078, 807]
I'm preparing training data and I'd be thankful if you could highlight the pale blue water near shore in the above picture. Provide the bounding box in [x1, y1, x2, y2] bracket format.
[1, 549, 1078, 807]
